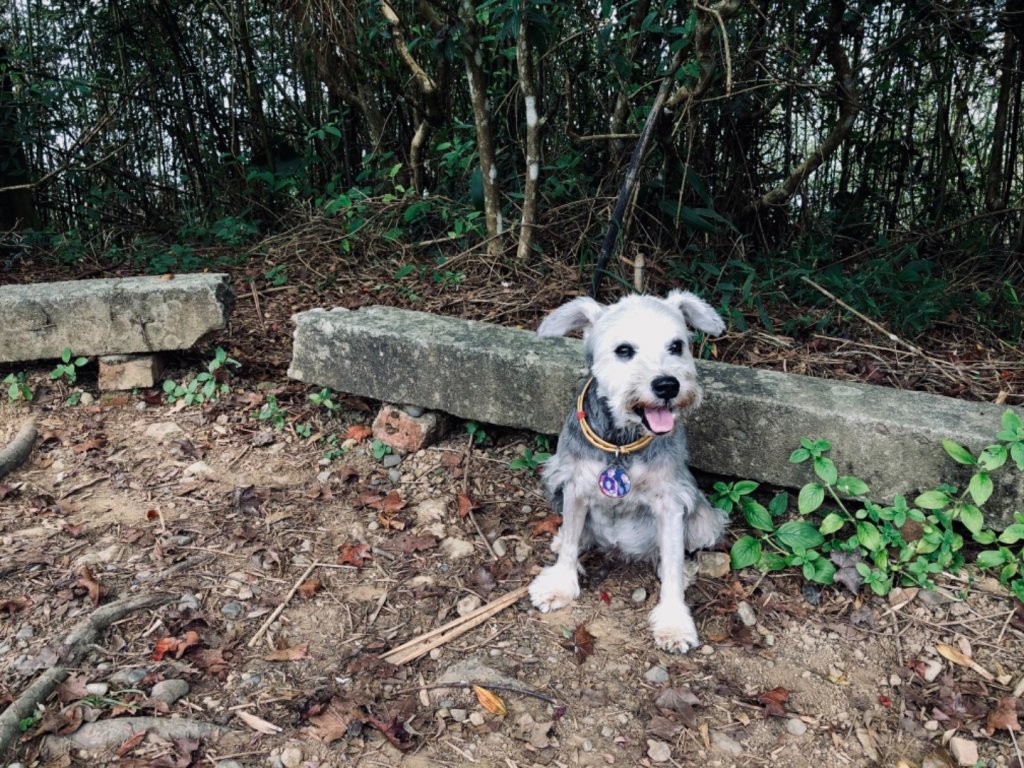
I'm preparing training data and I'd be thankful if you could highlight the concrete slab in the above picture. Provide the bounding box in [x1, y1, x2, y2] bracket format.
[289, 305, 1023, 528]
[0, 274, 234, 363]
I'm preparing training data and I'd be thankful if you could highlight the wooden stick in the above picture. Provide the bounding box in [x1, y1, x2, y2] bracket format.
[381, 586, 529, 665]
[247, 562, 317, 649]
[799, 275, 925, 356]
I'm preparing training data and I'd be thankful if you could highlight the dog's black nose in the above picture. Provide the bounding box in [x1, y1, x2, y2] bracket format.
[651, 376, 680, 400]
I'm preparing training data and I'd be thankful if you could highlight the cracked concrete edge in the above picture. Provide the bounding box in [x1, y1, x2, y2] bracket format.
[289, 305, 1023, 528]
[0, 274, 235, 362]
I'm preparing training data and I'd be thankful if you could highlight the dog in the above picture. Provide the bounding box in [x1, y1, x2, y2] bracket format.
[528, 290, 728, 653]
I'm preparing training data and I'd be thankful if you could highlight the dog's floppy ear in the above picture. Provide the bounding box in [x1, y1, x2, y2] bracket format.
[538, 296, 605, 337]
[664, 290, 726, 336]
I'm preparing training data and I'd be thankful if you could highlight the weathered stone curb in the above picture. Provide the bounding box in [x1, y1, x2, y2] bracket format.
[0, 274, 234, 363]
[289, 306, 1023, 528]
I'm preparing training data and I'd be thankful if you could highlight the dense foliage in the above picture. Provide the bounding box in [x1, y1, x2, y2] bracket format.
[1, 0, 1021, 334]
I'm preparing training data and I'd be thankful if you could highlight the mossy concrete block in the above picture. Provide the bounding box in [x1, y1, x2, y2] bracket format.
[0, 274, 234, 363]
[288, 306, 586, 435]
[289, 305, 1022, 528]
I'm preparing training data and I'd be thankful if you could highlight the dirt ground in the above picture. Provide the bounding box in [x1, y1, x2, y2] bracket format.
[1, 361, 1022, 768]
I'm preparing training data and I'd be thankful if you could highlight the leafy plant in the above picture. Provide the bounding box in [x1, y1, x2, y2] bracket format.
[718, 411, 1024, 601]
[466, 421, 487, 446]
[4, 372, 33, 402]
[254, 394, 286, 429]
[509, 446, 551, 474]
[50, 347, 88, 385]
[163, 347, 240, 406]
[371, 438, 392, 461]
[309, 387, 337, 412]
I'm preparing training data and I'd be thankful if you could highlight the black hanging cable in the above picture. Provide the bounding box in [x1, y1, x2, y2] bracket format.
[591, 48, 685, 301]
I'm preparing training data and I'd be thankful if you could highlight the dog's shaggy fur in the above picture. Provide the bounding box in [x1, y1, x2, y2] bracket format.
[528, 290, 728, 652]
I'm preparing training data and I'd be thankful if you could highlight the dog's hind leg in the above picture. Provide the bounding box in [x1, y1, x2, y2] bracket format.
[685, 493, 728, 553]
[529, 485, 587, 612]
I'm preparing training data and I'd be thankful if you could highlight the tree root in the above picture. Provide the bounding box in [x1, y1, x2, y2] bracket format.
[0, 592, 174, 760]
[0, 419, 37, 480]
[41, 717, 234, 759]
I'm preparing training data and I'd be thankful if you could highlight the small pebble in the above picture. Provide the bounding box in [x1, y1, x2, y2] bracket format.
[601, 726, 614, 738]
[178, 593, 202, 611]
[450, 708, 468, 722]
[786, 718, 807, 736]
[15, 627, 34, 641]
[382, 454, 402, 468]
[923, 719, 939, 731]
[151, 678, 189, 705]
[388, 469, 401, 483]
[221, 601, 244, 620]
[631, 588, 647, 603]
[949, 736, 979, 766]
[736, 601, 757, 627]
[700, 644, 715, 656]
[710, 731, 743, 756]
[515, 543, 532, 563]
[469, 712, 486, 726]
[582, 739, 593, 752]
[644, 665, 669, 684]
[457, 594, 482, 616]
[79, 392, 95, 406]
[647, 739, 671, 763]
[85, 683, 109, 697]
[280, 746, 303, 768]
[492, 538, 508, 558]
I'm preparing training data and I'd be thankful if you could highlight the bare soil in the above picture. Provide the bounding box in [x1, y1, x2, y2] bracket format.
[1, 374, 1022, 768]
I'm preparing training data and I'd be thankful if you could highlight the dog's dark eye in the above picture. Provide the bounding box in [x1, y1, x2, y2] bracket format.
[614, 344, 635, 360]
[668, 339, 684, 356]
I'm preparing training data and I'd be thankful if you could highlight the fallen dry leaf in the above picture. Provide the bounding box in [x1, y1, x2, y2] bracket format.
[986, 696, 1021, 734]
[151, 630, 202, 661]
[474, 685, 507, 716]
[77, 566, 105, 606]
[0, 597, 31, 615]
[338, 542, 372, 568]
[192, 647, 232, 677]
[530, 514, 561, 538]
[458, 493, 477, 519]
[297, 578, 323, 599]
[344, 424, 373, 443]
[307, 699, 363, 744]
[235, 709, 283, 734]
[936, 642, 994, 681]
[561, 623, 596, 664]
[383, 532, 438, 555]
[755, 687, 789, 718]
[115, 730, 147, 756]
[261, 643, 311, 662]
[72, 436, 107, 453]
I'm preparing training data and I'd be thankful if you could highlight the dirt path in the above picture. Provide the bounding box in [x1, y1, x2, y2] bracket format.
[1, 388, 1022, 768]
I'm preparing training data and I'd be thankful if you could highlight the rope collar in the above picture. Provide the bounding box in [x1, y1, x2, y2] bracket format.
[576, 378, 654, 455]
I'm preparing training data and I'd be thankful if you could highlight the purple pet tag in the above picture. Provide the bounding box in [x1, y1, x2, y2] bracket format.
[598, 466, 631, 498]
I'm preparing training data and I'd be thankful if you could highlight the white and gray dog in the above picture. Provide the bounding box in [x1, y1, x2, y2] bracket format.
[529, 290, 728, 653]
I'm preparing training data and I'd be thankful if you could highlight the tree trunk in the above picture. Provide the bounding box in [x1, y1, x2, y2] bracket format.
[0, 44, 38, 229]
[516, 2, 540, 261]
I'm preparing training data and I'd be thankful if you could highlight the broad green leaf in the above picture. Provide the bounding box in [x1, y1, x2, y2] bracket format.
[837, 476, 869, 496]
[941, 440, 975, 465]
[761, 552, 790, 572]
[807, 558, 836, 585]
[975, 549, 1008, 568]
[813, 456, 838, 485]
[915, 490, 950, 510]
[769, 492, 789, 518]
[855, 521, 882, 552]
[997, 523, 1024, 544]
[733, 480, 759, 495]
[958, 504, 985, 534]
[789, 448, 811, 464]
[967, 472, 993, 506]
[730, 536, 762, 570]
[798, 483, 825, 515]
[998, 409, 1022, 439]
[742, 499, 774, 532]
[776, 521, 824, 551]
[819, 512, 846, 535]
[978, 445, 1007, 471]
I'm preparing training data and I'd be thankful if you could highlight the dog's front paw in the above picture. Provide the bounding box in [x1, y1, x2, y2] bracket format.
[529, 564, 580, 612]
[649, 601, 699, 653]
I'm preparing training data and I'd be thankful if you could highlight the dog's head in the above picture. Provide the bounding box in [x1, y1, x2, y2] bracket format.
[539, 290, 725, 433]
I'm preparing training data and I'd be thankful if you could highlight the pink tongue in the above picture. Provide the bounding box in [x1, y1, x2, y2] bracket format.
[644, 407, 675, 434]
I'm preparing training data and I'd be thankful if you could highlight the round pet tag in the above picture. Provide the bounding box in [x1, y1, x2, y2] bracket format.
[598, 466, 631, 498]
